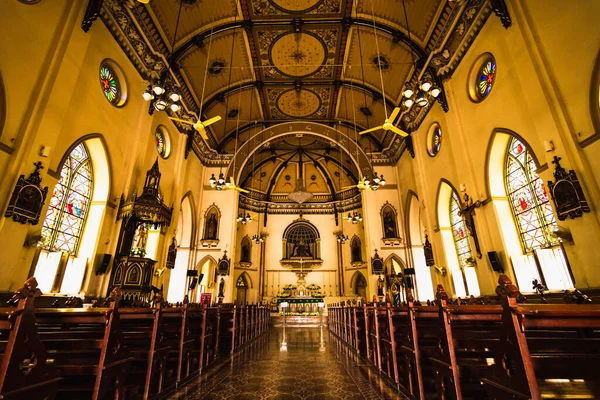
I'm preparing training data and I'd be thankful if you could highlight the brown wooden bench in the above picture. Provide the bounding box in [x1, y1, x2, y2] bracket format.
[119, 301, 172, 399]
[216, 306, 236, 357]
[175, 301, 205, 384]
[201, 307, 219, 371]
[412, 300, 440, 399]
[482, 278, 600, 400]
[364, 304, 380, 369]
[353, 305, 368, 359]
[34, 288, 132, 400]
[0, 278, 61, 400]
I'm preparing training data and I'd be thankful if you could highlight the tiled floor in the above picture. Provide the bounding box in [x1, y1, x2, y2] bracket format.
[168, 325, 405, 400]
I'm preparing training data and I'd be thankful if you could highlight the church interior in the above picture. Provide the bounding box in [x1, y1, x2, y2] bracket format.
[1, 0, 600, 399]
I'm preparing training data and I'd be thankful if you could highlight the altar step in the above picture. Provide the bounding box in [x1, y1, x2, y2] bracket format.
[270, 315, 328, 327]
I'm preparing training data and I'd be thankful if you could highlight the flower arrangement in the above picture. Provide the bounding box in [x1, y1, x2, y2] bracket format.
[307, 284, 321, 290]
[283, 284, 296, 291]
[278, 293, 290, 298]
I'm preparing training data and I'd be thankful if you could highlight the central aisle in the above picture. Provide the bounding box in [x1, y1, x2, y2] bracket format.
[169, 326, 403, 399]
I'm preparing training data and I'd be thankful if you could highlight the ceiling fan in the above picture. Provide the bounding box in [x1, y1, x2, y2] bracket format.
[225, 177, 249, 193]
[168, 116, 221, 140]
[358, 107, 408, 137]
[342, 176, 370, 191]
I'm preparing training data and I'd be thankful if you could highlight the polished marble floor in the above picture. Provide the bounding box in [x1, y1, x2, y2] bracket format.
[168, 325, 404, 400]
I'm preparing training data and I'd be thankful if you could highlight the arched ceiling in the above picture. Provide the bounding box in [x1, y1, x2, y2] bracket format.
[100, 0, 501, 164]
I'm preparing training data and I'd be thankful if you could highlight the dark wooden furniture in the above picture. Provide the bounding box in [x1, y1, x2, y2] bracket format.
[0, 279, 61, 400]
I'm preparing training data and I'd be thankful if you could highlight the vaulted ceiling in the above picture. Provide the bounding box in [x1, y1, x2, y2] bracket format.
[100, 0, 500, 168]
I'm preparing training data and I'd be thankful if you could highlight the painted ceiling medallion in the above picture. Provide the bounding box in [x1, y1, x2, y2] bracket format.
[372, 55, 390, 70]
[276, 89, 322, 118]
[253, 0, 341, 15]
[270, 32, 327, 78]
[270, 0, 323, 13]
[208, 60, 225, 75]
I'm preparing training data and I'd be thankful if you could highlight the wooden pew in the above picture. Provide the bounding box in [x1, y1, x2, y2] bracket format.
[34, 288, 132, 400]
[353, 305, 368, 359]
[161, 304, 186, 391]
[200, 307, 219, 372]
[376, 305, 395, 381]
[346, 306, 356, 349]
[175, 301, 203, 384]
[412, 300, 439, 399]
[482, 278, 600, 400]
[216, 306, 236, 357]
[364, 304, 380, 369]
[0, 278, 61, 400]
[119, 301, 173, 399]
[386, 297, 423, 400]
[428, 284, 506, 400]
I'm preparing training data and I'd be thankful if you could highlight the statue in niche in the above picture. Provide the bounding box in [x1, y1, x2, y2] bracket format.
[351, 240, 361, 262]
[383, 210, 398, 239]
[218, 277, 225, 298]
[241, 244, 250, 263]
[292, 239, 312, 258]
[135, 224, 148, 249]
[205, 214, 218, 240]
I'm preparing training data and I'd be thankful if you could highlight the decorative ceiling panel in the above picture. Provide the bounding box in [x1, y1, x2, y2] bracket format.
[266, 86, 331, 119]
[249, 0, 344, 18]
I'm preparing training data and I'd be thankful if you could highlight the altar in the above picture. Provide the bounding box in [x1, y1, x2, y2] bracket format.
[277, 297, 323, 315]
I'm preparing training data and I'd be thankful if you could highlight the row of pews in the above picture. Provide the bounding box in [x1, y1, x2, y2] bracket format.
[0, 278, 270, 400]
[328, 275, 600, 400]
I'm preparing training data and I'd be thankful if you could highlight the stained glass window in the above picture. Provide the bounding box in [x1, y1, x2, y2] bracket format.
[450, 191, 474, 268]
[41, 144, 93, 256]
[99, 64, 120, 105]
[505, 138, 558, 253]
[155, 127, 170, 159]
[477, 59, 496, 99]
[427, 124, 442, 157]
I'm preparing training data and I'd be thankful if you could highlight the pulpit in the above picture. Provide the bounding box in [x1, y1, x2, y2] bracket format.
[107, 159, 173, 305]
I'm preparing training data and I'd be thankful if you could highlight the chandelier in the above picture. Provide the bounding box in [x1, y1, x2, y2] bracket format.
[402, 81, 440, 109]
[336, 233, 349, 243]
[252, 234, 265, 244]
[141, 1, 183, 113]
[346, 211, 363, 224]
[209, 172, 227, 191]
[287, 150, 313, 204]
[236, 212, 252, 225]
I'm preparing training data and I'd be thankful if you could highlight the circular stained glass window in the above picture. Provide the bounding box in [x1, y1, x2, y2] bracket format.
[468, 53, 496, 102]
[99, 60, 127, 107]
[155, 126, 171, 159]
[426, 123, 442, 157]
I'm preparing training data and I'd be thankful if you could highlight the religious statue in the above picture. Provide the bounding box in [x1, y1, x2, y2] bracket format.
[377, 275, 385, 296]
[383, 211, 398, 238]
[351, 240, 361, 262]
[218, 277, 225, 298]
[292, 239, 312, 258]
[205, 214, 218, 240]
[458, 192, 483, 258]
[241, 244, 250, 263]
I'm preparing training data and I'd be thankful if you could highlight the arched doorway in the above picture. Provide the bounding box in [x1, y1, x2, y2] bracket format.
[406, 192, 435, 301]
[384, 254, 407, 305]
[236, 273, 251, 306]
[351, 271, 368, 300]
[167, 193, 195, 303]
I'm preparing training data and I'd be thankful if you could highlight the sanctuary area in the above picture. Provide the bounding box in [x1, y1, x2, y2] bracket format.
[1, 0, 600, 399]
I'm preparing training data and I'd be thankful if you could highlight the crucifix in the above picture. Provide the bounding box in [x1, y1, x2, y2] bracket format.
[458, 192, 483, 259]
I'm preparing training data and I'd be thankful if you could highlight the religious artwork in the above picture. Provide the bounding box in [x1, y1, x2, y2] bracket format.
[423, 234, 435, 267]
[457, 192, 483, 259]
[505, 138, 560, 252]
[130, 223, 148, 257]
[450, 192, 475, 268]
[202, 205, 220, 244]
[377, 275, 385, 297]
[239, 236, 252, 266]
[427, 123, 442, 157]
[469, 53, 496, 102]
[218, 278, 225, 298]
[165, 237, 177, 270]
[218, 251, 230, 276]
[39, 143, 93, 255]
[547, 156, 590, 221]
[381, 202, 399, 239]
[371, 250, 384, 275]
[155, 126, 170, 159]
[5, 161, 48, 227]
[282, 218, 320, 261]
[350, 236, 362, 263]
[99, 61, 126, 107]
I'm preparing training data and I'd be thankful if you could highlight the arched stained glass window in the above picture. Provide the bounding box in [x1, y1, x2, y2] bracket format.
[505, 138, 558, 252]
[450, 191, 474, 267]
[41, 144, 93, 256]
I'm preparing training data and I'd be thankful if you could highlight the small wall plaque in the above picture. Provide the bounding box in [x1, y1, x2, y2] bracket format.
[5, 162, 48, 225]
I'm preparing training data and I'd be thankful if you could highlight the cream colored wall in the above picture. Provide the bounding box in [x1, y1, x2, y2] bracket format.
[0, 1, 200, 296]
[400, 1, 600, 297]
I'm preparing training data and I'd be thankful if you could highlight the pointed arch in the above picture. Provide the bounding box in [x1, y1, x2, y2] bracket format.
[177, 191, 196, 248]
[236, 271, 253, 289]
[34, 135, 110, 295]
[437, 180, 480, 297]
[383, 253, 406, 274]
[350, 271, 368, 298]
[487, 130, 573, 291]
[405, 191, 435, 301]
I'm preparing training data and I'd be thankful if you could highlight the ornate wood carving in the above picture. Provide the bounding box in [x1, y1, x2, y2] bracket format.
[165, 237, 177, 270]
[547, 156, 590, 220]
[218, 251, 231, 276]
[82, 0, 104, 32]
[490, 0, 512, 29]
[371, 250, 384, 275]
[5, 162, 48, 225]
[423, 234, 435, 267]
